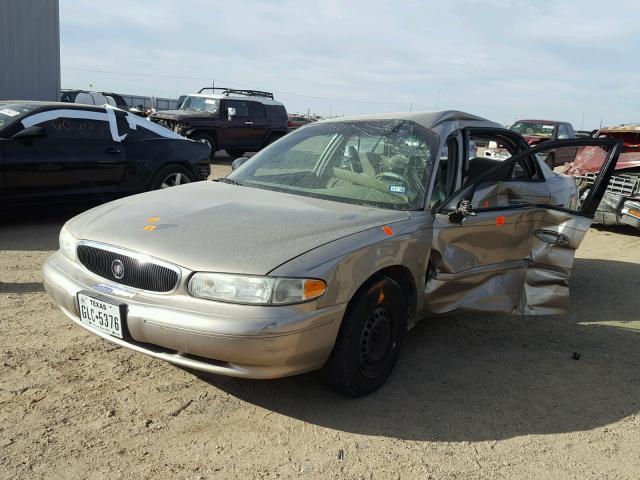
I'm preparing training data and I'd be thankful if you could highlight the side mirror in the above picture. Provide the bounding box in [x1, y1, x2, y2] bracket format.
[231, 156, 249, 171]
[227, 107, 236, 121]
[12, 125, 46, 140]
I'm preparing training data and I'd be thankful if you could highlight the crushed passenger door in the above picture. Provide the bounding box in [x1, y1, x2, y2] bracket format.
[425, 138, 622, 315]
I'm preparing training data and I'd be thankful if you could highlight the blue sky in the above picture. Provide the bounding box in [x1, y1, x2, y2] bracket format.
[60, 0, 638, 129]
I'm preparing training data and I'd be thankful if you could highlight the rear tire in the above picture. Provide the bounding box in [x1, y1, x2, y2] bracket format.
[191, 133, 216, 161]
[226, 149, 246, 158]
[150, 165, 195, 190]
[324, 276, 407, 397]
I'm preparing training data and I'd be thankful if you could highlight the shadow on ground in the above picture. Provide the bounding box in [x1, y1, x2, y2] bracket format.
[194, 258, 640, 442]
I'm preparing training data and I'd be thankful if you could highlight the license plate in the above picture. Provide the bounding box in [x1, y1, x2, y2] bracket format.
[77, 293, 125, 338]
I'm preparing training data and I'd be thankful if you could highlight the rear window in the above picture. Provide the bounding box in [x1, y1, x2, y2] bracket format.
[265, 105, 287, 122]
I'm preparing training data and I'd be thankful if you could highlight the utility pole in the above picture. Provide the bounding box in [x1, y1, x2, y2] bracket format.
[409, 103, 413, 112]
[434, 88, 441, 110]
[580, 112, 584, 130]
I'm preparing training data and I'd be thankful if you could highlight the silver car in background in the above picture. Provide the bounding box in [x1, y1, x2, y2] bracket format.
[43, 111, 621, 396]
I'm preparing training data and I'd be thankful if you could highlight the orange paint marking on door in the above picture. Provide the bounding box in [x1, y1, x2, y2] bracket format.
[496, 215, 506, 226]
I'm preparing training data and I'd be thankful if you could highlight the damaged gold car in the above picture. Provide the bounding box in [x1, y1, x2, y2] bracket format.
[43, 111, 621, 396]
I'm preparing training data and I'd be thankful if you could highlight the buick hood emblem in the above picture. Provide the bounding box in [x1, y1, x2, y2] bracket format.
[111, 259, 125, 279]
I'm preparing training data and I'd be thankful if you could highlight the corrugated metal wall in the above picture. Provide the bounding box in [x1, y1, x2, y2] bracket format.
[0, 0, 61, 101]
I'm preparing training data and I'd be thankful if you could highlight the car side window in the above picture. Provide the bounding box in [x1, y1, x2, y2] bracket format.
[35, 115, 112, 140]
[115, 112, 161, 141]
[247, 101, 265, 119]
[558, 124, 571, 139]
[225, 100, 249, 117]
[464, 131, 540, 184]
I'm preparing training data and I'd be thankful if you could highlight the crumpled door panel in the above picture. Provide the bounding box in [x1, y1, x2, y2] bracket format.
[522, 210, 591, 314]
[425, 207, 590, 315]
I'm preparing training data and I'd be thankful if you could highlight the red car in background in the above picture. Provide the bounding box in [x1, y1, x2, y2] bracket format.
[566, 124, 640, 230]
[511, 119, 576, 167]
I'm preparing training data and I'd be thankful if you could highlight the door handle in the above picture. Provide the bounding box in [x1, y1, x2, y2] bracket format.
[244, 121, 254, 125]
[534, 229, 570, 246]
[104, 147, 121, 154]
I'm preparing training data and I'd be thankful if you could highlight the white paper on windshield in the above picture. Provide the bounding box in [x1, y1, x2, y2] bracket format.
[0, 108, 20, 117]
[205, 99, 217, 105]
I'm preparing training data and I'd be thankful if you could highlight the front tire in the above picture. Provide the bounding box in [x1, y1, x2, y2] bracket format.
[324, 276, 407, 397]
[191, 133, 216, 161]
[150, 165, 195, 190]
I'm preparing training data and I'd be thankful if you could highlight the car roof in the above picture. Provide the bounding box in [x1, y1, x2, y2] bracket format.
[319, 110, 503, 131]
[515, 119, 567, 124]
[186, 92, 284, 107]
[1, 100, 105, 110]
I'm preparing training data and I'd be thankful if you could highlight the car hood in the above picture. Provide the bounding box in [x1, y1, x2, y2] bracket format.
[67, 182, 410, 275]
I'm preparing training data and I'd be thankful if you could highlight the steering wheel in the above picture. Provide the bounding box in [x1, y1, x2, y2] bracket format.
[375, 172, 406, 183]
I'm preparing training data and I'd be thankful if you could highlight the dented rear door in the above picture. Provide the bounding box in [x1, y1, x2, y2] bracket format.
[424, 138, 621, 315]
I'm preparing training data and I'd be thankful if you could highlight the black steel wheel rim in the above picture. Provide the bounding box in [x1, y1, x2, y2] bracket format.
[358, 306, 393, 379]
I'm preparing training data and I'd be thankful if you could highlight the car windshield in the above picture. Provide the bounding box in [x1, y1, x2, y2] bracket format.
[179, 96, 219, 114]
[511, 121, 555, 138]
[230, 120, 438, 210]
[0, 103, 38, 132]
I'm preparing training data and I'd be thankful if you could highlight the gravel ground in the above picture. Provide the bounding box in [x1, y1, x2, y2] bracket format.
[1, 156, 640, 479]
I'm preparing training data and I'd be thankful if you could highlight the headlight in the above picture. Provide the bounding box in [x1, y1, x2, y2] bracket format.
[188, 273, 326, 305]
[59, 225, 77, 260]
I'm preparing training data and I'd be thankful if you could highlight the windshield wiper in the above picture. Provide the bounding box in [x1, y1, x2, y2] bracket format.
[217, 177, 243, 186]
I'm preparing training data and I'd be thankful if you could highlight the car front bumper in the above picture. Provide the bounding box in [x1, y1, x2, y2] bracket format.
[594, 194, 640, 230]
[43, 251, 346, 379]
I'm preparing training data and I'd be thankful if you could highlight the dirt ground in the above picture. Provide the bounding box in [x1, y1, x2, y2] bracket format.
[2, 157, 640, 479]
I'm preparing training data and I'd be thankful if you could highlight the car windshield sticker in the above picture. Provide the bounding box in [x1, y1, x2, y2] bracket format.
[0, 108, 20, 117]
[388, 184, 406, 194]
[205, 99, 217, 105]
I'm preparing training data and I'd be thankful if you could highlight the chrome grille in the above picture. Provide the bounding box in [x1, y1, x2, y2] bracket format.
[77, 243, 180, 293]
[575, 172, 640, 198]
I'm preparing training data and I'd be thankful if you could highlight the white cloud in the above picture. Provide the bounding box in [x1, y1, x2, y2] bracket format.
[60, 0, 639, 127]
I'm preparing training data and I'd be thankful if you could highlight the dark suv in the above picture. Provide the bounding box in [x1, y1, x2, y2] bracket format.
[149, 88, 288, 159]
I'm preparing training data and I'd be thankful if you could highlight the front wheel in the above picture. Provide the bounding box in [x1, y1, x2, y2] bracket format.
[324, 276, 407, 396]
[150, 165, 195, 190]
